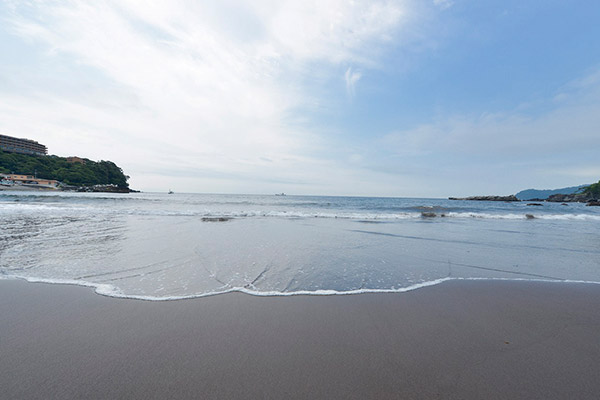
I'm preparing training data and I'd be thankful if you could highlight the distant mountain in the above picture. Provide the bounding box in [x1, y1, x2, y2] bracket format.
[516, 185, 589, 200]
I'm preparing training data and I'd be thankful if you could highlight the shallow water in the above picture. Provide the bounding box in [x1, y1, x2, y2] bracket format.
[1, 192, 599, 299]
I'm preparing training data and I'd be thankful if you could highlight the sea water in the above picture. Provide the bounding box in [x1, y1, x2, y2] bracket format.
[1, 192, 599, 299]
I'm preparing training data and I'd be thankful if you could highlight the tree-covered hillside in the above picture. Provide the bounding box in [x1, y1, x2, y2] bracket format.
[0, 150, 129, 187]
[582, 180, 600, 198]
[515, 185, 588, 200]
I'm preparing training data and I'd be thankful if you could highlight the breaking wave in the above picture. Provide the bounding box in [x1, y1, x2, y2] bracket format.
[1, 201, 599, 221]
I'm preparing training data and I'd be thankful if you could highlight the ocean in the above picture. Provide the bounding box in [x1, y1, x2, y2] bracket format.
[1, 191, 599, 300]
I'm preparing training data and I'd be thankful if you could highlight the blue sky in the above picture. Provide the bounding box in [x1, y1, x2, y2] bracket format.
[1, 0, 599, 196]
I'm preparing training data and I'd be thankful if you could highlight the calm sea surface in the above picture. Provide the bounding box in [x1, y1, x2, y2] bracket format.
[1, 192, 599, 299]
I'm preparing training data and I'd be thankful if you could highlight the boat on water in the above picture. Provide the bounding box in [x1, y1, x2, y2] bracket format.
[275, 192, 286, 196]
[168, 190, 174, 194]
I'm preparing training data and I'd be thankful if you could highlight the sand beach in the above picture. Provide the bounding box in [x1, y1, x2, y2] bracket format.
[2, 279, 599, 399]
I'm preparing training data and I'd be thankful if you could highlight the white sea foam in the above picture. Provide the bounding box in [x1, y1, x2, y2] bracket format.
[534, 213, 600, 221]
[3, 273, 599, 302]
[445, 212, 600, 221]
[3, 193, 599, 301]
[0, 204, 70, 212]
[2, 201, 599, 221]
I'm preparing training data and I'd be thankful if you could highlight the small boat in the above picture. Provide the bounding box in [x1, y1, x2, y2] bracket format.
[168, 190, 174, 194]
[275, 192, 286, 196]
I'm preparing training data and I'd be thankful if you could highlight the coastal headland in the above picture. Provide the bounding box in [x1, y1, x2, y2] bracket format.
[450, 180, 600, 206]
[2, 279, 600, 399]
[0, 184, 136, 193]
[0, 147, 136, 192]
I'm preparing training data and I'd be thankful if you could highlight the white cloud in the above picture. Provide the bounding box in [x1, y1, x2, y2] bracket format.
[384, 67, 600, 156]
[0, 0, 412, 194]
[378, 68, 600, 192]
[344, 67, 362, 98]
[266, 0, 406, 64]
[6, 1, 594, 197]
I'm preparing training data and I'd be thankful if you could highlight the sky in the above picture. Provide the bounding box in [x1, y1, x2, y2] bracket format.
[1, 0, 599, 197]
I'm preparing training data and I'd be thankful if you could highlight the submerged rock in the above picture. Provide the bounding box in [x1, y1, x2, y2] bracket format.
[201, 217, 233, 222]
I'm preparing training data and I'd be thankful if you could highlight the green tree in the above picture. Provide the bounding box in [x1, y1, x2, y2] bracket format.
[582, 180, 600, 198]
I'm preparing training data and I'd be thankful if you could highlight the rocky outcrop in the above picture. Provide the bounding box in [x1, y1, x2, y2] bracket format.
[516, 185, 589, 200]
[449, 195, 520, 202]
[546, 193, 591, 203]
[201, 217, 233, 222]
[69, 185, 138, 193]
[544, 192, 600, 207]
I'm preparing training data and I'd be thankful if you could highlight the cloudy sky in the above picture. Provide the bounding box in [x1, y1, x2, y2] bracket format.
[1, 0, 599, 197]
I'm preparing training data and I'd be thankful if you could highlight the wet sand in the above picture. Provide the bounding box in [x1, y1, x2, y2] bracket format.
[1, 279, 599, 399]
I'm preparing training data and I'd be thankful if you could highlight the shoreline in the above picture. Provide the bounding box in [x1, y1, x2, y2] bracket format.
[2, 279, 600, 399]
[0, 185, 138, 193]
[3, 274, 600, 301]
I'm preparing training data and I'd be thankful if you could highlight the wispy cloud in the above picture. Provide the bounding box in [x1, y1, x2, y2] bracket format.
[3, 1, 596, 197]
[378, 67, 600, 192]
[0, 0, 412, 193]
[344, 67, 362, 98]
[433, 0, 454, 10]
[383, 78, 600, 159]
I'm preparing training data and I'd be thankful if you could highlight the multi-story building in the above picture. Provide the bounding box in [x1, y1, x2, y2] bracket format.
[0, 134, 47, 156]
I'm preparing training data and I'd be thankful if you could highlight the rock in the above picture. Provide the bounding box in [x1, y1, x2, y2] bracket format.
[527, 203, 543, 206]
[587, 200, 600, 206]
[516, 185, 589, 200]
[201, 217, 233, 222]
[66, 185, 136, 193]
[421, 212, 436, 218]
[525, 214, 535, 219]
[449, 195, 520, 202]
[547, 193, 591, 203]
